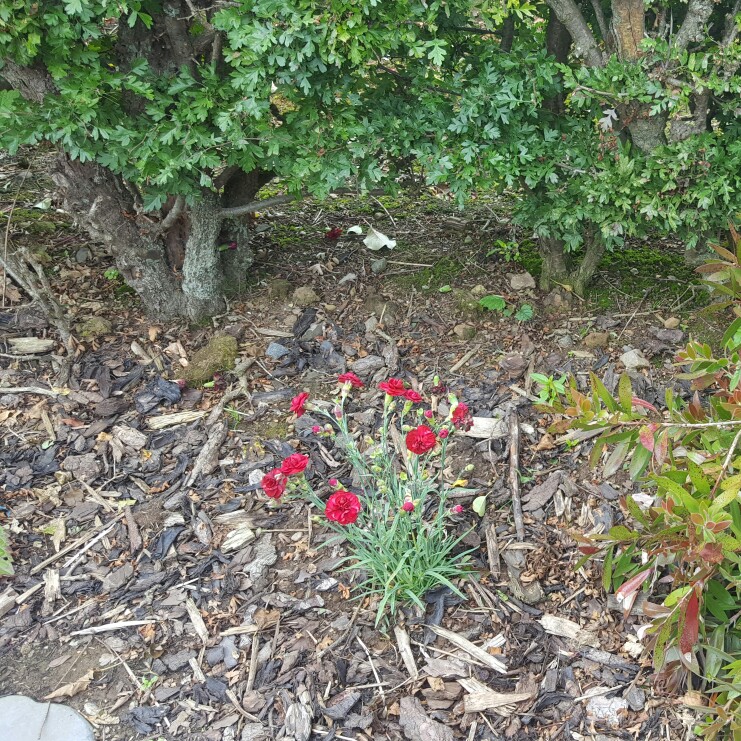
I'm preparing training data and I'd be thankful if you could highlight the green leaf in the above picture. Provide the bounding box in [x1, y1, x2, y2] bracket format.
[629, 444, 652, 480]
[478, 295, 506, 312]
[618, 373, 633, 413]
[602, 545, 614, 592]
[515, 303, 534, 322]
[687, 460, 711, 497]
[654, 476, 700, 513]
[589, 372, 617, 412]
[0, 526, 13, 577]
[438, 285, 452, 293]
[471, 495, 487, 517]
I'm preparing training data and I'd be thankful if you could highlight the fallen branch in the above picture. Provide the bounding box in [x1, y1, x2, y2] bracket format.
[509, 412, 525, 541]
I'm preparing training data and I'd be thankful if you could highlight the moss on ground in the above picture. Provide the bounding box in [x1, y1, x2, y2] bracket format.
[392, 256, 466, 291]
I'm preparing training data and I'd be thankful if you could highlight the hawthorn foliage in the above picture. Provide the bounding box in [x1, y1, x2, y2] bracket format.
[0, 1, 739, 315]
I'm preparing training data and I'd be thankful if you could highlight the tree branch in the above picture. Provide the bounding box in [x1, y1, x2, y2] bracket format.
[673, 0, 715, 51]
[163, 0, 196, 74]
[220, 195, 296, 219]
[0, 60, 56, 103]
[723, 0, 741, 47]
[159, 195, 185, 232]
[590, 0, 610, 42]
[546, 0, 604, 66]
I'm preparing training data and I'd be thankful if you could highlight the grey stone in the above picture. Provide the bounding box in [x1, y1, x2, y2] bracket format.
[61, 453, 101, 483]
[0, 694, 94, 741]
[471, 284, 487, 297]
[221, 635, 240, 669]
[624, 685, 646, 711]
[370, 258, 387, 274]
[265, 341, 291, 360]
[75, 246, 92, 263]
[651, 327, 684, 344]
[364, 316, 378, 333]
[101, 563, 134, 592]
[292, 286, 319, 307]
[557, 335, 574, 349]
[267, 278, 292, 300]
[300, 322, 325, 341]
[242, 723, 269, 741]
[206, 645, 224, 666]
[620, 349, 650, 371]
[454, 323, 476, 340]
[351, 354, 385, 376]
[508, 272, 536, 290]
[362, 293, 399, 327]
[162, 649, 197, 671]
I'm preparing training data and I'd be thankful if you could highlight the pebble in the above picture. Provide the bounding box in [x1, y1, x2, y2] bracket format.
[620, 348, 650, 370]
[471, 284, 487, 297]
[75, 246, 92, 264]
[221, 636, 240, 669]
[162, 649, 197, 671]
[663, 316, 681, 329]
[508, 272, 536, 290]
[557, 335, 574, 349]
[583, 331, 610, 349]
[371, 258, 387, 274]
[454, 323, 476, 340]
[292, 286, 319, 307]
[624, 685, 646, 711]
[0, 695, 94, 741]
[206, 645, 224, 667]
[265, 342, 291, 360]
[351, 354, 386, 376]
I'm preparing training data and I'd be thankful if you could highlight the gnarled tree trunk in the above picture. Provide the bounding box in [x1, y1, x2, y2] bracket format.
[51, 155, 270, 322]
[538, 228, 605, 297]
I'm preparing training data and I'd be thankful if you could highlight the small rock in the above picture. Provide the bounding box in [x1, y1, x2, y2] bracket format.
[500, 353, 528, 378]
[454, 323, 476, 340]
[663, 316, 681, 329]
[453, 289, 482, 317]
[292, 286, 319, 307]
[0, 695, 95, 741]
[557, 335, 574, 349]
[101, 563, 133, 593]
[184, 334, 238, 385]
[265, 341, 291, 360]
[471, 284, 487, 297]
[300, 322, 325, 342]
[351, 355, 385, 376]
[221, 636, 239, 669]
[624, 685, 646, 711]
[205, 645, 224, 667]
[543, 288, 572, 310]
[508, 272, 536, 290]
[370, 258, 388, 274]
[241, 723, 269, 741]
[651, 327, 684, 344]
[323, 303, 336, 312]
[364, 316, 378, 333]
[162, 649, 197, 672]
[620, 349, 650, 371]
[267, 278, 292, 300]
[75, 246, 92, 263]
[584, 331, 610, 349]
[78, 316, 113, 339]
[61, 453, 101, 483]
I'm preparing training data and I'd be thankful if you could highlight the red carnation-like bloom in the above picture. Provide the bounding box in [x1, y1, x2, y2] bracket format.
[402, 501, 415, 512]
[439, 428, 450, 439]
[290, 392, 309, 417]
[261, 469, 286, 499]
[280, 453, 309, 476]
[404, 389, 423, 403]
[338, 372, 364, 388]
[379, 378, 406, 397]
[325, 490, 362, 525]
[406, 425, 437, 455]
[451, 402, 474, 431]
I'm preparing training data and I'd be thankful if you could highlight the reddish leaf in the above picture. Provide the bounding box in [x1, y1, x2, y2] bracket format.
[615, 567, 652, 606]
[325, 227, 343, 239]
[632, 397, 658, 413]
[578, 546, 600, 555]
[699, 542, 724, 564]
[653, 431, 668, 467]
[638, 424, 657, 452]
[679, 591, 700, 661]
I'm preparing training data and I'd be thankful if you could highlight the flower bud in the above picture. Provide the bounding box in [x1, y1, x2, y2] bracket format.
[424, 409, 433, 419]
[312, 425, 321, 434]
[464, 463, 475, 472]
[433, 375, 440, 387]
[402, 501, 415, 513]
[333, 405, 343, 419]
[439, 428, 450, 439]
[451, 504, 464, 514]
[328, 478, 339, 488]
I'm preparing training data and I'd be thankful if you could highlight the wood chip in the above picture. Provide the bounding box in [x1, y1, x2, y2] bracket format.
[458, 677, 535, 715]
[538, 614, 599, 647]
[185, 597, 209, 644]
[462, 416, 507, 440]
[394, 625, 418, 680]
[426, 625, 507, 674]
[146, 410, 206, 429]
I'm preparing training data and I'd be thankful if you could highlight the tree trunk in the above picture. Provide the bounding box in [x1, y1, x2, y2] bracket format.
[538, 229, 604, 296]
[51, 155, 235, 321]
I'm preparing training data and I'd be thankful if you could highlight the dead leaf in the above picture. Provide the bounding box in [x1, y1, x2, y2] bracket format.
[44, 670, 94, 700]
[521, 471, 562, 511]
